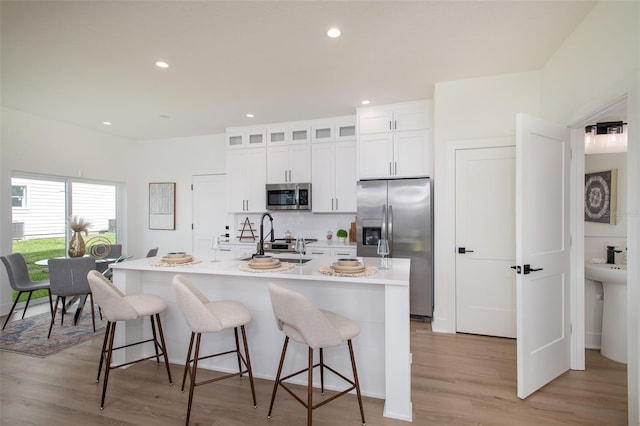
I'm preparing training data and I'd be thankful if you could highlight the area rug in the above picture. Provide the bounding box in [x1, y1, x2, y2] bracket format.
[0, 307, 106, 358]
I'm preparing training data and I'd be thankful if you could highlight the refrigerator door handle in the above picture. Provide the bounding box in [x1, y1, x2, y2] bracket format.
[388, 205, 394, 255]
[381, 204, 387, 240]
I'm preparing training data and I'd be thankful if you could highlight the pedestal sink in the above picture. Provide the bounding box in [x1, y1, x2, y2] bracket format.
[585, 263, 627, 363]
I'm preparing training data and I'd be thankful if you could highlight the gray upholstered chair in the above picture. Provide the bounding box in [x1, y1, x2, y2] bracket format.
[267, 283, 365, 426]
[94, 244, 123, 274]
[1, 253, 53, 330]
[47, 256, 97, 338]
[87, 270, 172, 409]
[172, 274, 256, 426]
[146, 247, 159, 258]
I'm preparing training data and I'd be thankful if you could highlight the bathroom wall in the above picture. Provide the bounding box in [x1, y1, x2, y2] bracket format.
[584, 152, 627, 348]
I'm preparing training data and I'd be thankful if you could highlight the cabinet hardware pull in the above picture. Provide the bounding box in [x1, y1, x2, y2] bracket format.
[394, 161, 398, 175]
[394, 120, 397, 130]
[336, 199, 339, 210]
[389, 162, 393, 176]
[332, 198, 334, 210]
[457, 247, 474, 254]
[389, 121, 392, 131]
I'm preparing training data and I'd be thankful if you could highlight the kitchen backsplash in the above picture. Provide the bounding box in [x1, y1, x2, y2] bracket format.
[230, 211, 357, 242]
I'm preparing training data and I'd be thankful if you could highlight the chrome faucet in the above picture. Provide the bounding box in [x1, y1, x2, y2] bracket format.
[257, 212, 275, 256]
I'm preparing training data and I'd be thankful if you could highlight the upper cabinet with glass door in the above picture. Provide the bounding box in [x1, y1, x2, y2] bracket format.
[311, 115, 356, 143]
[226, 126, 267, 149]
[267, 121, 311, 146]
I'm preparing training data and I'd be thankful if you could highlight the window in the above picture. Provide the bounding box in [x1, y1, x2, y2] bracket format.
[11, 185, 26, 208]
[10, 174, 122, 303]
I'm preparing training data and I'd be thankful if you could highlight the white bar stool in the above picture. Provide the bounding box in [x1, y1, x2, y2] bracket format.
[267, 283, 365, 426]
[87, 270, 173, 409]
[172, 274, 257, 426]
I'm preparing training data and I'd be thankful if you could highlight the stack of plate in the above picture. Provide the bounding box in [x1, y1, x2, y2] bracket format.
[331, 258, 365, 274]
[162, 252, 194, 264]
[248, 255, 281, 270]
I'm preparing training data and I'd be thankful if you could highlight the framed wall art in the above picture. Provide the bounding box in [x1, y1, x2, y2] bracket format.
[584, 169, 617, 225]
[149, 182, 176, 230]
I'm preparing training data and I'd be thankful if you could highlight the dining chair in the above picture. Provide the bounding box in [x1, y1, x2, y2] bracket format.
[1, 253, 54, 330]
[47, 257, 97, 338]
[172, 274, 256, 425]
[87, 270, 173, 409]
[267, 283, 365, 426]
[94, 244, 123, 274]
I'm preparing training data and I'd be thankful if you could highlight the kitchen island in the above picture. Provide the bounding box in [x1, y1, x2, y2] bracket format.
[111, 253, 412, 421]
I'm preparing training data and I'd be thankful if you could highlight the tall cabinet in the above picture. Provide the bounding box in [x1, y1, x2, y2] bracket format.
[357, 100, 431, 179]
[226, 147, 266, 213]
[311, 116, 357, 213]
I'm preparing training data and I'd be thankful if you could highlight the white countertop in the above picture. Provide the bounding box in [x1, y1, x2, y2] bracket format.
[112, 253, 409, 287]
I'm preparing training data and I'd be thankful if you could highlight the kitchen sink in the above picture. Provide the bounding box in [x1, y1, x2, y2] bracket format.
[236, 255, 312, 264]
[278, 258, 312, 264]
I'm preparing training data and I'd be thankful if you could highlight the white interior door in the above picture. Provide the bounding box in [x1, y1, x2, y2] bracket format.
[456, 146, 516, 338]
[516, 113, 571, 399]
[192, 174, 231, 255]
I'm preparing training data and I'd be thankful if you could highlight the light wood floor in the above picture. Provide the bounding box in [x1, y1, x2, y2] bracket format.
[0, 312, 627, 425]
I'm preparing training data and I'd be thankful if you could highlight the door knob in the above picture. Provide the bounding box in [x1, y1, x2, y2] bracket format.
[458, 247, 474, 254]
[523, 264, 543, 274]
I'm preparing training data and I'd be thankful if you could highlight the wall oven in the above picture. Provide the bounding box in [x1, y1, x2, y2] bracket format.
[266, 183, 311, 211]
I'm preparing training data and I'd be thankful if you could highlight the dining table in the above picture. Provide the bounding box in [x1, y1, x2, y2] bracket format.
[35, 256, 122, 325]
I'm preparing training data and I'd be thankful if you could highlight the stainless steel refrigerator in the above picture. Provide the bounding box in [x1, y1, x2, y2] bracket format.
[356, 178, 433, 318]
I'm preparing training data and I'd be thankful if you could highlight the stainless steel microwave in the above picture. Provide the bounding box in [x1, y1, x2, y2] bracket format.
[266, 183, 311, 211]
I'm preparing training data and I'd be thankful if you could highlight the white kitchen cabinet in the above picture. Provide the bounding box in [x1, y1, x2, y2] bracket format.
[305, 246, 357, 257]
[226, 148, 266, 212]
[331, 247, 357, 257]
[267, 122, 311, 146]
[358, 101, 429, 135]
[226, 126, 267, 149]
[306, 247, 330, 257]
[357, 100, 431, 179]
[358, 130, 429, 179]
[312, 140, 356, 213]
[267, 144, 311, 184]
[311, 119, 335, 143]
[310, 115, 356, 143]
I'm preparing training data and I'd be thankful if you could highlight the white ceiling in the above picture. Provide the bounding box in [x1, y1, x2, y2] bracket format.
[1, 1, 597, 141]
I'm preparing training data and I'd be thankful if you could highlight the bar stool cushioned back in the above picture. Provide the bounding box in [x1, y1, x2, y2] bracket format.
[87, 270, 172, 409]
[267, 283, 365, 426]
[172, 274, 256, 426]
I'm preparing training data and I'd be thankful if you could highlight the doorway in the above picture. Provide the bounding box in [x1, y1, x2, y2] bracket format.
[573, 97, 628, 369]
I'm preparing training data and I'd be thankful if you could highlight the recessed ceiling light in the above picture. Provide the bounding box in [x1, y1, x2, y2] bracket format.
[246, 113, 254, 118]
[102, 121, 112, 126]
[327, 28, 341, 38]
[361, 100, 371, 105]
[155, 61, 169, 68]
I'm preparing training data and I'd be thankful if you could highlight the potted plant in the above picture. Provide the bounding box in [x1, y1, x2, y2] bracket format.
[68, 216, 91, 257]
[336, 228, 348, 243]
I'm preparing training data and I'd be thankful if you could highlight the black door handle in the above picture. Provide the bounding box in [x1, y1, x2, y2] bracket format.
[511, 265, 521, 274]
[523, 264, 543, 274]
[458, 247, 474, 254]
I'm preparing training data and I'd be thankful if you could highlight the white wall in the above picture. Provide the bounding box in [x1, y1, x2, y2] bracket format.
[539, 2, 639, 423]
[432, 71, 541, 333]
[125, 133, 226, 260]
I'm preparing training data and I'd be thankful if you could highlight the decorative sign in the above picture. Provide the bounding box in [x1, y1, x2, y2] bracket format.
[584, 169, 617, 224]
[149, 182, 176, 230]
